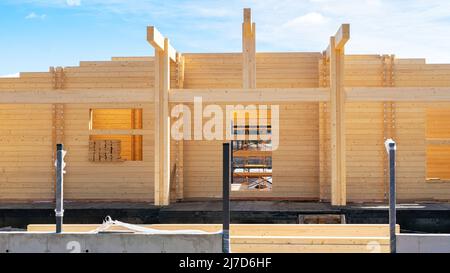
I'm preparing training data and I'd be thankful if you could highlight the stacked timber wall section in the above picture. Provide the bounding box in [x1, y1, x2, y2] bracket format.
[1, 8, 450, 205]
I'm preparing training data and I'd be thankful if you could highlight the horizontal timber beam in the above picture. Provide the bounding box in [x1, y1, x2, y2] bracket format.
[89, 129, 151, 135]
[0, 89, 153, 104]
[3, 87, 450, 104]
[346, 87, 450, 101]
[169, 88, 330, 103]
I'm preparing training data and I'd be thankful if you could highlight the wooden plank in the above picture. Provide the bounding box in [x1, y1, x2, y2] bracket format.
[231, 243, 389, 253]
[346, 87, 450, 101]
[169, 88, 330, 103]
[0, 89, 153, 103]
[88, 129, 150, 135]
[27, 223, 399, 236]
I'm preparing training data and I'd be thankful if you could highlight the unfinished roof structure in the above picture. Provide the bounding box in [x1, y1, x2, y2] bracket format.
[1, 8, 450, 207]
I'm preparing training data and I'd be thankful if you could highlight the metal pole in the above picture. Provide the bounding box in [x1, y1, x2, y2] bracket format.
[222, 142, 231, 253]
[231, 140, 234, 185]
[55, 144, 65, 234]
[385, 139, 396, 253]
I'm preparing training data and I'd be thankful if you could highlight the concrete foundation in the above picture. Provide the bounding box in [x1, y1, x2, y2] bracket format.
[0, 232, 222, 253]
[1, 201, 450, 233]
[397, 234, 450, 253]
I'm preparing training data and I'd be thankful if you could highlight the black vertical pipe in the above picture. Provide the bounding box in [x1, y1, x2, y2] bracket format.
[388, 141, 396, 253]
[231, 140, 234, 185]
[55, 144, 64, 234]
[222, 143, 231, 253]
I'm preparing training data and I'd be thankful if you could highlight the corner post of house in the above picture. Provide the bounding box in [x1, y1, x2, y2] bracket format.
[147, 26, 176, 206]
[328, 24, 349, 206]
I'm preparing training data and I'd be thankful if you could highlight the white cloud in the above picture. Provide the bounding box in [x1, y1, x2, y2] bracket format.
[66, 0, 81, 6]
[0, 73, 20, 78]
[25, 12, 46, 19]
[283, 12, 329, 27]
[253, 0, 450, 63]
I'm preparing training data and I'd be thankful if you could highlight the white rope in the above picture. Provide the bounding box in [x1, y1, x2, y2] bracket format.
[91, 216, 220, 235]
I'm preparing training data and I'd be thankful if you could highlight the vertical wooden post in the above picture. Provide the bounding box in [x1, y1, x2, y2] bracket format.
[329, 26, 348, 206]
[242, 8, 256, 89]
[50, 67, 65, 198]
[318, 53, 330, 201]
[382, 54, 396, 200]
[154, 39, 171, 206]
[327, 24, 349, 206]
[175, 53, 185, 200]
[148, 26, 178, 206]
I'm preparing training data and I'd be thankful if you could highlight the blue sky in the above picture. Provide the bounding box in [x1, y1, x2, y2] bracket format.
[1, 0, 450, 76]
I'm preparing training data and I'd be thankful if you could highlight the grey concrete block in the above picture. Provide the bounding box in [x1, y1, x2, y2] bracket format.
[47, 234, 87, 253]
[162, 234, 222, 253]
[0, 235, 8, 252]
[0, 232, 221, 253]
[397, 234, 450, 253]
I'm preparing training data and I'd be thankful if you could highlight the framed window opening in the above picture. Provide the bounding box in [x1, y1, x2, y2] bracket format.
[89, 108, 143, 162]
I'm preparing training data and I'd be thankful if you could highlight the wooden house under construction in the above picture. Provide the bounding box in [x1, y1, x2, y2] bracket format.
[1, 8, 450, 207]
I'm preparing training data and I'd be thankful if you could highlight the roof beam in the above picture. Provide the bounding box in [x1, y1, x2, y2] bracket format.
[147, 26, 164, 51]
[325, 24, 350, 58]
[147, 26, 177, 61]
[334, 24, 350, 50]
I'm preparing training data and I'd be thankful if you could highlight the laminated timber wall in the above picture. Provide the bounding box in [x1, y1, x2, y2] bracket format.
[1, 12, 450, 205]
[64, 103, 153, 201]
[319, 56, 450, 202]
[0, 60, 158, 202]
[0, 104, 53, 200]
[2, 54, 450, 202]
